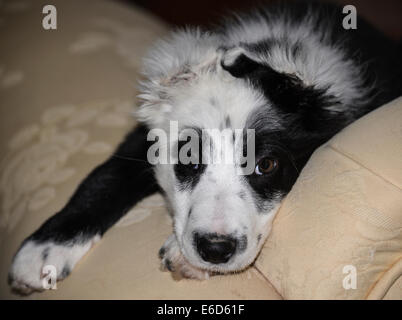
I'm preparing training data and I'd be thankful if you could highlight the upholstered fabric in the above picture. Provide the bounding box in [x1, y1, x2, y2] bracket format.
[0, 0, 400, 300]
[0, 0, 281, 300]
[256, 97, 402, 299]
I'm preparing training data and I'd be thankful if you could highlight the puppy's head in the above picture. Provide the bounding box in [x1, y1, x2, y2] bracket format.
[137, 28, 364, 273]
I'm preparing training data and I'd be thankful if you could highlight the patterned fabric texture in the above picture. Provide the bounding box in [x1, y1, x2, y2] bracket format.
[257, 97, 402, 299]
[0, 0, 400, 300]
[0, 0, 281, 299]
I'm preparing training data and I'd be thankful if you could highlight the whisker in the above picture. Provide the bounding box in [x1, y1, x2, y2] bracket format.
[112, 154, 149, 164]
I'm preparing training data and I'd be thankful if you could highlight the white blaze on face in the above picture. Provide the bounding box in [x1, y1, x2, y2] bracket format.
[155, 122, 282, 273]
[176, 162, 281, 271]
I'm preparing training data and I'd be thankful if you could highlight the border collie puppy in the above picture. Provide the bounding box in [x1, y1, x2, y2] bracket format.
[9, 1, 401, 293]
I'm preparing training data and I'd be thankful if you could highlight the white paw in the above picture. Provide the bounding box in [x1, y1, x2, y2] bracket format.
[159, 234, 210, 280]
[9, 236, 100, 295]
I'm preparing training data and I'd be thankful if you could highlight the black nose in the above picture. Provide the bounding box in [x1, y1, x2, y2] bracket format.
[195, 233, 237, 264]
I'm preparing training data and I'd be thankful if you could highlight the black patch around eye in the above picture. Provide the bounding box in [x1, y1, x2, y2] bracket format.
[174, 162, 206, 191]
[245, 156, 295, 199]
[174, 128, 207, 191]
[242, 135, 304, 211]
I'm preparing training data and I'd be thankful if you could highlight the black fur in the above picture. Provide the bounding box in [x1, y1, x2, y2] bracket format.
[26, 124, 158, 245]
[223, 1, 402, 136]
[174, 128, 207, 191]
[222, 1, 402, 207]
[223, 54, 342, 133]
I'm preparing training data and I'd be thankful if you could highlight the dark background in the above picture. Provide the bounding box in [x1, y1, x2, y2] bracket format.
[123, 0, 402, 42]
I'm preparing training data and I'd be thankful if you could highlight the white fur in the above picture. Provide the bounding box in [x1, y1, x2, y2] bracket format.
[160, 234, 210, 279]
[9, 235, 100, 294]
[138, 13, 372, 128]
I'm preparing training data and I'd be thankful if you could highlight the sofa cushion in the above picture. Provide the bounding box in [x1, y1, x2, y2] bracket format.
[0, 0, 281, 299]
[256, 97, 402, 299]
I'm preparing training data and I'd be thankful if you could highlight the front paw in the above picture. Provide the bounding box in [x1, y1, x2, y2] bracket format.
[8, 236, 99, 295]
[158, 234, 210, 280]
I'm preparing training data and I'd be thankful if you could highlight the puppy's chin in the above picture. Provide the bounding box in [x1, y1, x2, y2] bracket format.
[195, 260, 254, 275]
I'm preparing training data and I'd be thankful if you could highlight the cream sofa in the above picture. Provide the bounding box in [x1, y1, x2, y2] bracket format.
[0, 0, 401, 300]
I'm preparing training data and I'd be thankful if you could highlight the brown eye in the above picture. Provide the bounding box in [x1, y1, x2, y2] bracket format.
[255, 158, 278, 175]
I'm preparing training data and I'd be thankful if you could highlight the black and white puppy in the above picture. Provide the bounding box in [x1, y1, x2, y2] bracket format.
[8, 1, 402, 293]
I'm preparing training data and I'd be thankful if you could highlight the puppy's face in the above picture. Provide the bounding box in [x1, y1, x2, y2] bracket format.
[138, 30, 353, 273]
[170, 127, 306, 272]
[142, 72, 302, 273]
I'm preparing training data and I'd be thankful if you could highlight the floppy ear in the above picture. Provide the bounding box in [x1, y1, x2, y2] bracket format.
[136, 67, 198, 128]
[137, 29, 220, 128]
[221, 47, 342, 132]
[220, 47, 261, 77]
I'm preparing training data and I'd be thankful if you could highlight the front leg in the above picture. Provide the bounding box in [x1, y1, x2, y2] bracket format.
[159, 234, 211, 280]
[8, 125, 158, 294]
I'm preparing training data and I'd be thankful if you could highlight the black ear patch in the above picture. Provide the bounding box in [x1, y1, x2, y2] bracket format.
[221, 53, 261, 77]
[222, 53, 342, 132]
